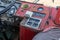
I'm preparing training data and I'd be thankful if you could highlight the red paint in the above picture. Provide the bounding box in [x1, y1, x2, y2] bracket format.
[51, 7, 57, 20]
[16, 1, 50, 30]
[20, 27, 37, 40]
[43, 8, 57, 32]
[55, 8, 60, 25]
[15, 1, 58, 40]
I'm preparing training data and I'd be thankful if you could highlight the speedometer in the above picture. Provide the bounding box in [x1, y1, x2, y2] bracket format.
[7, 6, 17, 17]
[38, 7, 44, 11]
[7, 2, 21, 17]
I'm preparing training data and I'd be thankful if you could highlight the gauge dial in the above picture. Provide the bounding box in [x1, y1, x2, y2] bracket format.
[22, 4, 29, 9]
[7, 6, 17, 17]
[38, 7, 44, 11]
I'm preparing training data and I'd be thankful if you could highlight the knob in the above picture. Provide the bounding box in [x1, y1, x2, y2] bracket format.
[22, 4, 29, 9]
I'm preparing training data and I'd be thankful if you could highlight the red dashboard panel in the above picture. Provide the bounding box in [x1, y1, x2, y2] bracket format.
[15, 1, 58, 40]
[55, 7, 60, 25]
[16, 1, 50, 31]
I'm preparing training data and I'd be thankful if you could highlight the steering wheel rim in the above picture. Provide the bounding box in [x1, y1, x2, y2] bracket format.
[0, 6, 6, 10]
[0, 1, 15, 15]
[0, 0, 16, 4]
[0, 6, 6, 15]
[0, 6, 6, 8]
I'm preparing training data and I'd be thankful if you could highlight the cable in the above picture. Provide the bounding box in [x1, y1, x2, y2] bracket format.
[33, 0, 39, 3]
[52, 0, 54, 3]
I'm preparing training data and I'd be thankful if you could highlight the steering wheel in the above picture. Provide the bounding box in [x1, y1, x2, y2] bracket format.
[0, 6, 6, 12]
[0, 0, 16, 15]
[0, 0, 6, 14]
[0, 0, 15, 4]
[7, 5, 17, 17]
[0, 0, 17, 40]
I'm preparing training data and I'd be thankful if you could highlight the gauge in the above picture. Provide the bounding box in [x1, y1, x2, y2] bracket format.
[38, 7, 44, 11]
[22, 4, 29, 9]
[33, 12, 46, 18]
[7, 6, 17, 17]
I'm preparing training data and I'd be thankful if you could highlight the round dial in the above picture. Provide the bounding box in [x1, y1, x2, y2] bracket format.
[22, 4, 29, 9]
[38, 7, 44, 11]
[7, 6, 17, 17]
[0, 6, 6, 15]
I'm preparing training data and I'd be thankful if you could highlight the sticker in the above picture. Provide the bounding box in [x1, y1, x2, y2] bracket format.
[25, 11, 33, 17]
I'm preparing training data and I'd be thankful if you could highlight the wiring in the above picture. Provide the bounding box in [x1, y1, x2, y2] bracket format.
[33, 0, 39, 3]
[52, 0, 54, 3]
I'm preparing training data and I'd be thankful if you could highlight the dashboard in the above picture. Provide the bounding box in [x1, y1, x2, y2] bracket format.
[16, 1, 50, 31]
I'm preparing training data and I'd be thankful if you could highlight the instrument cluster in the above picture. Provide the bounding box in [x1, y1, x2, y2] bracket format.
[6, 2, 21, 17]
[16, 1, 50, 31]
[0, 1, 21, 22]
